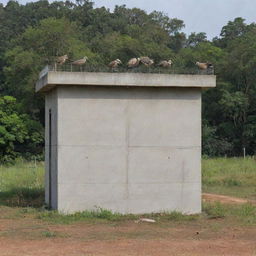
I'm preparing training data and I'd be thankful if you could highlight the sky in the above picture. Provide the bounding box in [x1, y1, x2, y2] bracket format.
[1, 0, 256, 39]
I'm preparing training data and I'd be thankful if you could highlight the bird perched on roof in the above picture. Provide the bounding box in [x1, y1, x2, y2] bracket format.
[56, 55, 68, 65]
[127, 58, 141, 68]
[108, 59, 122, 69]
[140, 56, 154, 67]
[158, 60, 172, 68]
[72, 56, 88, 65]
[196, 61, 213, 70]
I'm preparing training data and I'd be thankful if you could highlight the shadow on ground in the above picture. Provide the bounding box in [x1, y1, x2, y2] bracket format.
[0, 188, 44, 207]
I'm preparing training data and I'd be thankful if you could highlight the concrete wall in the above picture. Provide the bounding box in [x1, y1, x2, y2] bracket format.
[36, 72, 216, 92]
[52, 85, 201, 214]
[45, 89, 58, 209]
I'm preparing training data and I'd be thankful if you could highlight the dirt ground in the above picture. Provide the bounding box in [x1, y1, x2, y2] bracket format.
[0, 194, 256, 256]
[202, 193, 256, 205]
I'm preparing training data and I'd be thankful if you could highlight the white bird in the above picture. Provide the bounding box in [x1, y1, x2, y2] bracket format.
[158, 59, 172, 68]
[108, 59, 122, 69]
[140, 56, 154, 67]
[72, 56, 88, 65]
[127, 58, 140, 68]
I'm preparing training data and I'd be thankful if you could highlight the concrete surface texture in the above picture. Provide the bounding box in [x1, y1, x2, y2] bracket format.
[39, 72, 216, 214]
[36, 71, 216, 92]
[44, 90, 58, 209]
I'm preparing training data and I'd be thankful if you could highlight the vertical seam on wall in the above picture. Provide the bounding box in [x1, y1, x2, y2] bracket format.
[125, 98, 130, 211]
[199, 89, 202, 211]
[56, 88, 59, 210]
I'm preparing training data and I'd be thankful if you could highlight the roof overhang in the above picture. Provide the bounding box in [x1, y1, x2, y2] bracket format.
[36, 69, 216, 93]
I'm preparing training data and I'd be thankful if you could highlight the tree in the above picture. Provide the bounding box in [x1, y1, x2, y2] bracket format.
[3, 17, 97, 117]
[214, 17, 248, 48]
[150, 11, 185, 35]
[186, 32, 207, 47]
[176, 42, 223, 69]
[202, 121, 232, 157]
[220, 18, 247, 40]
[0, 96, 43, 163]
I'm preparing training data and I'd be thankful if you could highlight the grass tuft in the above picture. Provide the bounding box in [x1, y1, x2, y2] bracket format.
[203, 202, 226, 219]
[37, 207, 125, 224]
[41, 231, 57, 238]
[203, 202, 256, 224]
[160, 211, 199, 221]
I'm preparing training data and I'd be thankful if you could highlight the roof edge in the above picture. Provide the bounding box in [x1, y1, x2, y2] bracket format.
[36, 71, 216, 93]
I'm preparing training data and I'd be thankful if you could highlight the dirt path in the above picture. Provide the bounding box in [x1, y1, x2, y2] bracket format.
[0, 194, 256, 256]
[1, 215, 256, 256]
[202, 193, 256, 205]
[0, 236, 256, 256]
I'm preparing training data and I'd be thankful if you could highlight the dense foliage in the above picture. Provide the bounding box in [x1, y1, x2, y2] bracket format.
[0, 0, 256, 161]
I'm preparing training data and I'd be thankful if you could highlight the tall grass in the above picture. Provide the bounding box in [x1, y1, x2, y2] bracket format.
[0, 157, 255, 225]
[202, 157, 256, 200]
[0, 159, 44, 207]
[0, 157, 255, 209]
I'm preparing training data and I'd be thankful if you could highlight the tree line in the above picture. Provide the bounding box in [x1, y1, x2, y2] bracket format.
[0, 0, 256, 162]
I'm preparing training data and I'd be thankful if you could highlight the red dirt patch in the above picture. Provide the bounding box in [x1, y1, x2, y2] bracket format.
[1, 217, 256, 256]
[0, 234, 256, 256]
[1, 194, 256, 256]
[202, 193, 256, 205]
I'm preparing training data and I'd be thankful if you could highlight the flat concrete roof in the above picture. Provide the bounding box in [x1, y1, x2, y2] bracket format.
[36, 70, 216, 93]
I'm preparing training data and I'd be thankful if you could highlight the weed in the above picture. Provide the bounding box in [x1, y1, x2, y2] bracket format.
[41, 231, 57, 238]
[233, 204, 256, 225]
[163, 211, 199, 221]
[203, 202, 256, 224]
[203, 202, 226, 219]
[37, 207, 124, 224]
[222, 178, 242, 187]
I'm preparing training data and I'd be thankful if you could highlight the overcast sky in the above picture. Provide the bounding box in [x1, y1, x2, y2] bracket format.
[1, 0, 256, 39]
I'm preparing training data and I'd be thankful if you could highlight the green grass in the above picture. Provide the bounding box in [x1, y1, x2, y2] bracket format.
[23, 203, 255, 226]
[202, 157, 256, 200]
[203, 202, 256, 225]
[41, 231, 57, 238]
[36, 207, 201, 225]
[0, 157, 256, 226]
[0, 159, 44, 207]
[37, 207, 126, 224]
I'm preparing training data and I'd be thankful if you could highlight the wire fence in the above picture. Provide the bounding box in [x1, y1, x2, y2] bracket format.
[41, 64, 215, 76]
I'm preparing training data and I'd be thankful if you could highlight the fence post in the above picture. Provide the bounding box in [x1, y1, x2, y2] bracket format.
[34, 156, 37, 168]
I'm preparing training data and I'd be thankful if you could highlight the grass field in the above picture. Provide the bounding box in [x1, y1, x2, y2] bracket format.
[202, 157, 256, 201]
[0, 157, 255, 224]
[0, 159, 44, 207]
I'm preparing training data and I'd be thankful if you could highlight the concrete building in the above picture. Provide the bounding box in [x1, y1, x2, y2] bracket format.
[36, 70, 216, 214]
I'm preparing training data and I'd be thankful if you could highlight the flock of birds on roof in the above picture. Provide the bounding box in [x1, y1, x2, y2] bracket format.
[56, 55, 213, 71]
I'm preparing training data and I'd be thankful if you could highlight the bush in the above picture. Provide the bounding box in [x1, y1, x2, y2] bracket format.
[0, 96, 43, 163]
